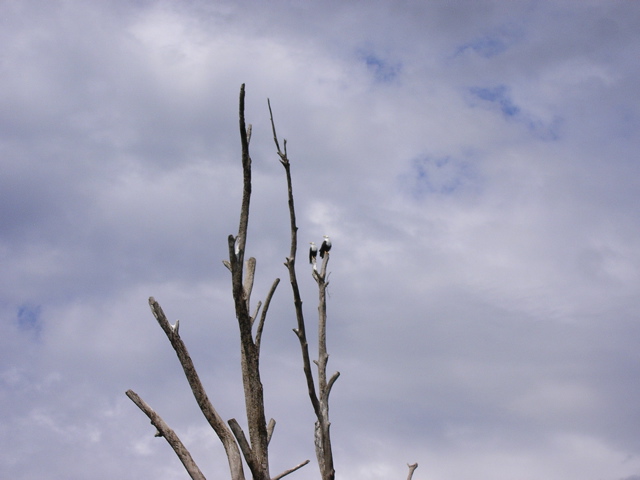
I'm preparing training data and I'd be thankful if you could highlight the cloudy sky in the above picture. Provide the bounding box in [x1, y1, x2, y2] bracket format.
[2, 1, 640, 479]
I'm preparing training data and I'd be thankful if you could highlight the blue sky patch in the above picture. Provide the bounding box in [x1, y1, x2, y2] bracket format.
[360, 51, 401, 82]
[17, 303, 42, 334]
[455, 35, 509, 58]
[468, 84, 562, 140]
[452, 25, 522, 59]
[469, 85, 520, 117]
[402, 155, 476, 198]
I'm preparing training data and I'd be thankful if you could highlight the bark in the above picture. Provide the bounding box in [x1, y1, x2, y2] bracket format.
[227, 84, 270, 480]
[311, 255, 338, 480]
[407, 463, 418, 480]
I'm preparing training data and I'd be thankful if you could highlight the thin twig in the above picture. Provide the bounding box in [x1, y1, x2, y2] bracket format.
[256, 278, 281, 353]
[272, 459, 311, 480]
[251, 301, 262, 329]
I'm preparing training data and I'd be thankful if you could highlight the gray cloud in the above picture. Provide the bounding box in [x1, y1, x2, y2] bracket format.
[1, 1, 640, 479]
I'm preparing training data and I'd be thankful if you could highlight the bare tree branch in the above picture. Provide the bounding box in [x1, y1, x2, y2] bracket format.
[229, 84, 271, 480]
[256, 278, 281, 353]
[268, 99, 321, 419]
[250, 301, 262, 329]
[147, 297, 245, 480]
[271, 459, 311, 480]
[312, 252, 337, 480]
[268, 99, 285, 163]
[244, 257, 257, 311]
[269, 99, 336, 480]
[407, 463, 418, 480]
[325, 371, 340, 401]
[228, 418, 259, 475]
[266, 418, 276, 445]
[126, 389, 206, 480]
[237, 85, 251, 264]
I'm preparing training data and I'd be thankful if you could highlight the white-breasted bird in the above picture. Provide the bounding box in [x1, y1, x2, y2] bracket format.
[319, 235, 331, 258]
[309, 242, 318, 265]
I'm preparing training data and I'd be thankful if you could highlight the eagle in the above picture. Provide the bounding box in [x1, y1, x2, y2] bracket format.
[319, 235, 331, 258]
[309, 242, 318, 266]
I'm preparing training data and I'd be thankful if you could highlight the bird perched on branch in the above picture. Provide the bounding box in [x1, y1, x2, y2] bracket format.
[309, 242, 318, 267]
[319, 235, 331, 258]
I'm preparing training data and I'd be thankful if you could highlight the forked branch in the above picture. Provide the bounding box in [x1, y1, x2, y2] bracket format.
[146, 297, 245, 480]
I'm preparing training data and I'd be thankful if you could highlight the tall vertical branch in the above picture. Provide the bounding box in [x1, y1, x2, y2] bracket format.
[267, 100, 320, 416]
[228, 84, 270, 480]
[312, 254, 338, 480]
[269, 99, 338, 480]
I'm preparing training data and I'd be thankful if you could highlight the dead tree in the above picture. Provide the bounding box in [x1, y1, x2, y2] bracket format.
[268, 102, 338, 480]
[126, 85, 417, 479]
[126, 85, 308, 480]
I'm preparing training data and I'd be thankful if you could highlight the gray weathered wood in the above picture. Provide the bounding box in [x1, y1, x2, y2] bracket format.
[147, 297, 245, 480]
[125, 389, 206, 480]
[407, 463, 418, 480]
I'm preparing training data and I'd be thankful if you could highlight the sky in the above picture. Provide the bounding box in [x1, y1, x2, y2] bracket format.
[1, 1, 640, 479]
